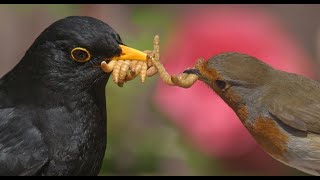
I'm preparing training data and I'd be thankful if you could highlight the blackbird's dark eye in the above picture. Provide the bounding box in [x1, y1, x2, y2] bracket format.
[215, 80, 226, 89]
[71, 47, 91, 62]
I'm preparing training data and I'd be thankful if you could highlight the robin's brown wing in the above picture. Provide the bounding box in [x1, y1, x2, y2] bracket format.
[266, 97, 320, 134]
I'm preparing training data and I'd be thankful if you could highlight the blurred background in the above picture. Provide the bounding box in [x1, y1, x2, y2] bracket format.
[0, 4, 319, 176]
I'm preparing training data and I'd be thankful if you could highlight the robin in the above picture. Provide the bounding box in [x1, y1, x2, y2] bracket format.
[184, 52, 320, 176]
[0, 16, 147, 175]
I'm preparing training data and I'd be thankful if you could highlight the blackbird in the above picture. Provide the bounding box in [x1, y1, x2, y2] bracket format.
[184, 52, 320, 176]
[0, 16, 147, 176]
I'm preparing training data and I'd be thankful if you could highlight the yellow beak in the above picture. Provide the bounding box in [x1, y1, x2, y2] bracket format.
[111, 45, 147, 61]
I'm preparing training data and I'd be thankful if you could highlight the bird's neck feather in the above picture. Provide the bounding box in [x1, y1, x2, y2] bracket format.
[219, 85, 268, 125]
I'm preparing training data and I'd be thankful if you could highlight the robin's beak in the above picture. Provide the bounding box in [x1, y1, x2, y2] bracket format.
[111, 45, 147, 61]
[183, 69, 201, 76]
[183, 68, 210, 84]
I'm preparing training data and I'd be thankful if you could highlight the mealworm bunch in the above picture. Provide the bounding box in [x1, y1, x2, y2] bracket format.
[100, 37, 159, 87]
[101, 59, 149, 87]
[101, 35, 199, 88]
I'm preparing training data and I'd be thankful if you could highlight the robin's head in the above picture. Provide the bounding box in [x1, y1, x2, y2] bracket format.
[184, 52, 274, 111]
[20, 16, 147, 91]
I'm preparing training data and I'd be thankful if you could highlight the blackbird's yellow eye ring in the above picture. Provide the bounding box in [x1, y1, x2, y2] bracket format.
[71, 47, 91, 62]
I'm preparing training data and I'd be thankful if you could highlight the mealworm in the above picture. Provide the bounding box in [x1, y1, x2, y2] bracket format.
[153, 35, 160, 61]
[130, 60, 138, 72]
[144, 49, 158, 77]
[146, 66, 158, 77]
[140, 62, 148, 83]
[112, 60, 124, 84]
[135, 61, 144, 74]
[171, 73, 199, 88]
[152, 59, 199, 88]
[147, 59, 154, 68]
[125, 70, 138, 81]
[150, 34, 198, 88]
[101, 60, 116, 73]
[146, 35, 159, 77]
[149, 35, 175, 85]
[172, 73, 189, 82]
[119, 60, 131, 81]
[151, 58, 175, 86]
[144, 50, 153, 67]
[117, 79, 125, 87]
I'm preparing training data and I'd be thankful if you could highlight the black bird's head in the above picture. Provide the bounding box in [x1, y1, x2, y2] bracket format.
[17, 16, 147, 93]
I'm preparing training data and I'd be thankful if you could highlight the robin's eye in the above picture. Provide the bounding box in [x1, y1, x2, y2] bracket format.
[71, 47, 91, 62]
[215, 80, 226, 89]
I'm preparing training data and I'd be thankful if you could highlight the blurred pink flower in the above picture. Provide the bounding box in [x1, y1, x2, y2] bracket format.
[153, 5, 316, 173]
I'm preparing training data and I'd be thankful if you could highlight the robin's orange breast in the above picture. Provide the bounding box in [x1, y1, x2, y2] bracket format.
[246, 117, 289, 162]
